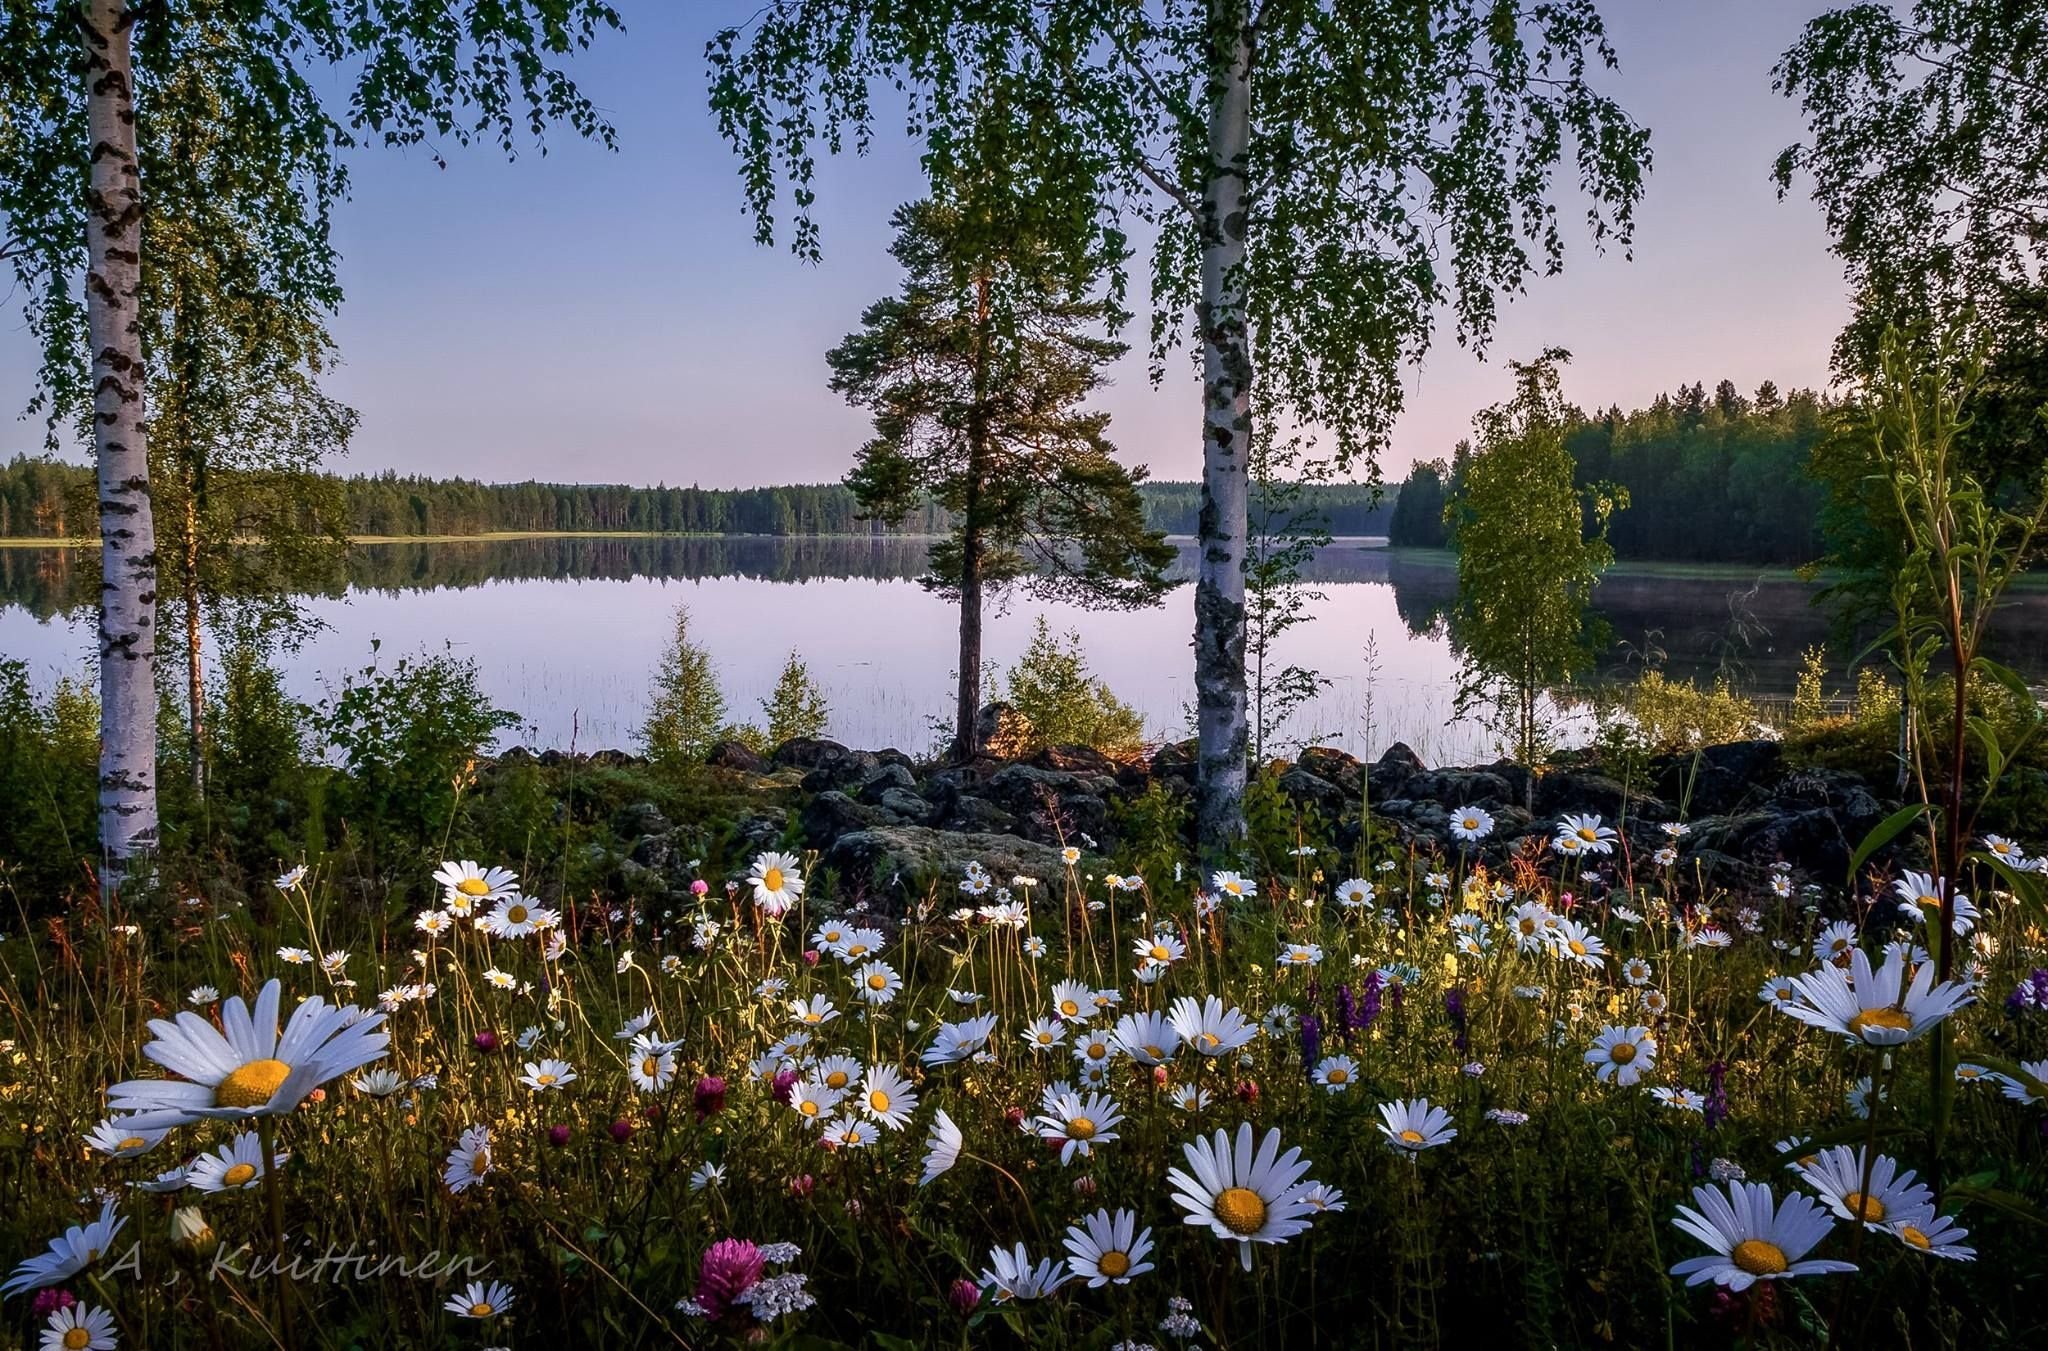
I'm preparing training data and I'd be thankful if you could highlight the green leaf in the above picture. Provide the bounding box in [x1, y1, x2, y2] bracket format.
[1847, 801, 1933, 886]
[1975, 852, 2047, 918]
[1947, 1182, 2048, 1229]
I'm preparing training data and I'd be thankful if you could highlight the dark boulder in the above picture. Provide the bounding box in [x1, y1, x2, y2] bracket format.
[705, 739, 770, 774]
[824, 826, 1079, 901]
[800, 791, 887, 846]
[771, 737, 853, 770]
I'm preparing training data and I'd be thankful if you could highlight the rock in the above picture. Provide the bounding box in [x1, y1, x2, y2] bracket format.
[799, 791, 885, 846]
[1404, 768, 1514, 808]
[937, 796, 1019, 834]
[587, 749, 641, 767]
[705, 739, 769, 773]
[875, 787, 935, 823]
[801, 750, 880, 794]
[823, 826, 1079, 899]
[734, 810, 789, 853]
[1033, 744, 1119, 776]
[1277, 767, 1347, 815]
[1150, 738, 1198, 783]
[771, 737, 852, 770]
[614, 801, 671, 839]
[1367, 742, 1425, 798]
[1296, 745, 1364, 792]
[1532, 770, 1669, 823]
[982, 763, 1114, 846]
[1656, 739, 1783, 815]
[857, 762, 919, 803]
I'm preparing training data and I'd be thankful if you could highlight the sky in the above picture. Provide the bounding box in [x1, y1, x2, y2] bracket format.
[0, 1, 1852, 489]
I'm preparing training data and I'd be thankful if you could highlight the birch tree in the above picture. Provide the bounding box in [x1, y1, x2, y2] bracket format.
[0, 0, 622, 876]
[708, 0, 1650, 849]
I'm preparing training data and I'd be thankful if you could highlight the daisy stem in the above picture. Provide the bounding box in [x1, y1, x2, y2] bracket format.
[258, 1115, 298, 1351]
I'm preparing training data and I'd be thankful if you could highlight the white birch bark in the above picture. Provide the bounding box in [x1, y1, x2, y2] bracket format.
[81, 0, 159, 871]
[1193, 0, 1253, 850]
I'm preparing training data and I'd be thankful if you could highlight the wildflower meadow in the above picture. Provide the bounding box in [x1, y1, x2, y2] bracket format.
[5, 813, 2046, 1348]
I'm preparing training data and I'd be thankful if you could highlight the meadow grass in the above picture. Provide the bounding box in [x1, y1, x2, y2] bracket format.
[2, 828, 2044, 1348]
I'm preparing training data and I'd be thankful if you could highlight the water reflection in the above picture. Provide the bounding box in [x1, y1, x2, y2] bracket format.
[3, 537, 2043, 761]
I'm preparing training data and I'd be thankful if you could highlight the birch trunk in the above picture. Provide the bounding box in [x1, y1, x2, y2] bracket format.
[1193, 2, 1254, 850]
[81, 0, 159, 870]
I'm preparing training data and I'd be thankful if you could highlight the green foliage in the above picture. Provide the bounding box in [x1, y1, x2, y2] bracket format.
[708, 0, 1649, 474]
[1245, 434, 1335, 759]
[1392, 379, 1830, 564]
[995, 620, 1145, 761]
[639, 605, 728, 767]
[204, 640, 318, 862]
[830, 191, 1171, 755]
[1620, 671, 1770, 753]
[1447, 351, 1624, 766]
[758, 651, 830, 749]
[314, 646, 516, 882]
[0, 659, 97, 895]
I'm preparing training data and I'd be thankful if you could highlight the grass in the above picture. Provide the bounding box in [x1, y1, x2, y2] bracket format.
[2, 822, 2043, 1348]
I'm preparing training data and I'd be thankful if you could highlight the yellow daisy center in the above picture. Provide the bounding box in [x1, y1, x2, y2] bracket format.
[1067, 1116, 1096, 1139]
[867, 974, 889, 990]
[216, 1058, 292, 1108]
[1576, 827, 1598, 842]
[221, 1162, 257, 1187]
[1569, 940, 1588, 956]
[1145, 1045, 1165, 1059]
[1199, 1033, 1220, 1050]
[1899, 1225, 1931, 1250]
[1059, 1000, 1079, 1016]
[1087, 1041, 1108, 1058]
[868, 1090, 891, 1113]
[1327, 1068, 1350, 1083]
[504, 904, 528, 925]
[1843, 1191, 1885, 1222]
[762, 867, 784, 892]
[1150, 945, 1171, 962]
[640, 1058, 660, 1078]
[469, 1151, 489, 1176]
[1519, 919, 1537, 935]
[470, 1301, 495, 1317]
[64, 1329, 92, 1351]
[1847, 1007, 1913, 1037]
[1399, 1128, 1425, 1144]
[536, 1074, 556, 1086]
[1214, 1186, 1268, 1235]
[799, 1099, 820, 1115]
[1731, 1239, 1789, 1276]
[1609, 1042, 1637, 1064]
[826, 1071, 849, 1090]
[117, 1136, 146, 1151]
[1096, 1250, 1131, 1279]
[846, 945, 868, 959]
[457, 878, 490, 897]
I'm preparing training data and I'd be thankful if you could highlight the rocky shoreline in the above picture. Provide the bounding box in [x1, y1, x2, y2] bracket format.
[501, 731, 1899, 905]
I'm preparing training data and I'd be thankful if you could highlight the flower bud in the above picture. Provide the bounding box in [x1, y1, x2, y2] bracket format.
[171, 1206, 217, 1257]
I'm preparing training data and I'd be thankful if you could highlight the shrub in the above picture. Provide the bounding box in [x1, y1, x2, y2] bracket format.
[994, 619, 1146, 760]
[315, 646, 516, 882]
[640, 603, 728, 766]
[1623, 670, 1771, 751]
[758, 650, 830, 748]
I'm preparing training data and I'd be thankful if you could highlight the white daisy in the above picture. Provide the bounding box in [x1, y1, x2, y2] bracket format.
[858, 1065, 919, 1130]
[1036, 1090, 1124, 1165]
[39, 1302, 118, 1351]
[189, 1132, 284, 1192]
[1795, 1146, 1932, 1232]
[855, 961, 903, 1006]
[979, 1243, 1070, 1302]
[1111, 1011, 1182, 1066]
[445, 1278, 515, 1319]
[1334, 878, 1375, 908]
[1777, 948, 1974, 1046]
[1313, 1055, 1359, 1093]
[1585, 1025, 1657, 1087]
[1168, 1122, 1317, 1270]
[919, 1109, 963, 1185]
[107, 980, 389, 1129]
[1211, 870, 1257, 900]
[519, 1058, 576, 1092]
[628, 1037, 677, 1093]
[83, 1117, 169, 1159]
[749, 851, 805, 916]
[1668, 1180, 1856, 1289]
[1168, 995, 1259, 1058]
[444, 1125, 491, 1192]
[1450, 807, 1495, 842]
[3, 1199, 126, 1296]
[432, 861, 519, 906]
[1379, 1098, 1456, 1153]
[1064, 1207, 1155, 1287]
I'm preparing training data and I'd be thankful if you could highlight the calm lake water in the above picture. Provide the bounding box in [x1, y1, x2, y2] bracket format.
[5, 536, 2046, 764]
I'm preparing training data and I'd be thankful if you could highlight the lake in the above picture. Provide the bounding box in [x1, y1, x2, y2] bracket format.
[5, 536, 2046, 764]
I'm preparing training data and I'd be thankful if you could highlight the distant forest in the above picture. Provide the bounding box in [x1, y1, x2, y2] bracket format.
[2, 383, 1830, 561]
[1389, 379, 1832, 565]
[0, 462, 1395, 539]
